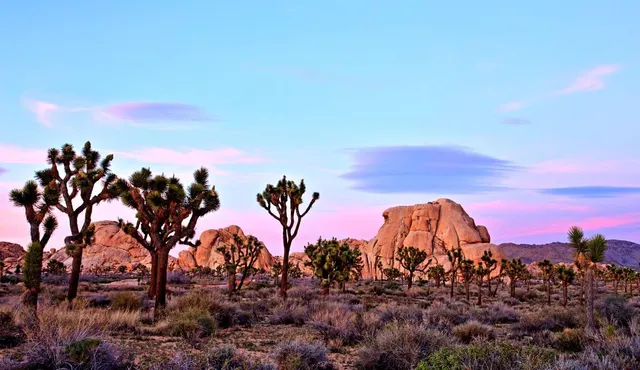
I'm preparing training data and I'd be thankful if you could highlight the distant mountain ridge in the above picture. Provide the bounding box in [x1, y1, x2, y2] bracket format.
[498, 239, 640, 268]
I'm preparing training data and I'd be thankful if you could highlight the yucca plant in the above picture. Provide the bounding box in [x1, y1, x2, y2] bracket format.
[35, 142, 120, 303]
[257, 175, 319, 299]
[9, 179, 60, 312]
[116, 167, 220, 319]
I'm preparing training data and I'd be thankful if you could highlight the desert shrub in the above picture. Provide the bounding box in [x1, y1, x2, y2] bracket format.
[377, 303, 423, 326]
[515, 309, 582, 335]
[556, 336, 640, 370]
[83, 293, 111, 308]
[167, 308, 216, 345]
[209, 299, 252, 328]
[416, 342, 557, 370]
[596, 294, 635, 328]
[150, 345, 274, 370]
[269, 301, 310, 326]
[287, 285, 317, 301]
[272, 341, 334, 370]
[553, 328, 584, 352]
[474, 303, 520, 324]
[424, 301, 470, 329]
[110, 292, 141, 311]
[0, 310, 24, 349]
[355, 324, 454, 370]
[170, 289, 213, 312]
[167, 271, 191, 285]
[452, 320, 495, 344]
[309, 302, 378, 345]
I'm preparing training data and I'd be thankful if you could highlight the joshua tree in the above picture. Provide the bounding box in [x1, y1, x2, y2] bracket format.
[568, 226, 588, 305]
[480, 250, 498, 297]
[503, 258, 527, 297]
[459, 259, 475, 301]
[537, 260, 555, 305]
[271, 260, 283, 287]
[304, 238, 363, 294]
[446, 247, 463, 298]
[474, 262, 489, 306]
[427, 263, 446, 289]
[382, 267, 402, 282]
[585, 234, 607, 331]
[556, 265, 575, 307]
[46, 259, 66, 275]
[396, 246, 431, 290]
[257, 176, 319, 299]
[217, 234, 264, 295]
[606, 264, 623, 294]
[10, 180, 60, 313]
[117, 167, 220, 319]
[35, 142, 119, 303]
[289, 263, 304, 279]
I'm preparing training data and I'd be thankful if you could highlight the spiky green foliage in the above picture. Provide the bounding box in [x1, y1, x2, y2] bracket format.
[257, 175, 319, 299]
[304, 238, 363, 294]
[217, 234, 265, 294]
[117, 167, 220, 318]
[586, 234, 607, 264]
[427, 264, 446, 288]
[396, 246, 431, 290]
[480, 250, 498, 297]
[556, 265, 576, 307]
[382, 267, 402, 281]
[46, 259, 66, 275]
[22, 242, 44, 309]
[503, 258, 528, 297]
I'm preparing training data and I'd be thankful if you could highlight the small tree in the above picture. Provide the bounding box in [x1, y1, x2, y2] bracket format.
[503, 258, 527, 297]
[304, 238, 362, 294]
[382, 267, 402, 282]
[446, 247, 463, 298]
[537, 260, 555, 306]
[217, 234, 264, 294]
[10, 180, 60, 313]
[396, 246, 431, 290]
[36, 142, 120, 303]
[556, 265, 575, 307]
[474, 262, 489, 306]
[15, 264, 21, 275]
[46, 259, 66, 275]
[427, 264, 446, 289]
[271, 260, 283, 287]
[117, 265, 127, 274]
[257, 176, 319, 299]
[481, 250, 498, 297]
[459, 259, 475, 301]
[117, 167, 220, 319]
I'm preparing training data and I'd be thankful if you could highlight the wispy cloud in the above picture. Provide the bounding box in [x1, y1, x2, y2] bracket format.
[24, 100, 60, 126]
[554, 64, 620, 95]
[116, 147, 264, 167]
[0, 167, 6, 176]
[539, 186, 640, 198]
[498, 64, 620, 112]
[501, 117, 531, 125]
[341, 145, 519, 194]
[102, 102, 212, 123]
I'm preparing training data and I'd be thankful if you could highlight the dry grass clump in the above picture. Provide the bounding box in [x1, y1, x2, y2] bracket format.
[356, 323, 455, 370]
[424, 300, 470, 329]
[269, 300, 310, 326]
[309, 301, 378, 345]
[452, 320, 495, 344]
[272, 341, 334, 370]
[472, 303, 520, 324]
[376, 302, 424, 326]
[514, 308, 582, 335]
[110, 291, 142, 311]
[148, 345, 274, 370]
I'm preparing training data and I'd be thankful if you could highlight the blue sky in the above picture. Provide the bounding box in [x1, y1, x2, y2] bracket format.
[1, 2, 639, 255]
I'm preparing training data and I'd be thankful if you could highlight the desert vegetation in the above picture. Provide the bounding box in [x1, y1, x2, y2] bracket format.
[2, 141, 640, 369]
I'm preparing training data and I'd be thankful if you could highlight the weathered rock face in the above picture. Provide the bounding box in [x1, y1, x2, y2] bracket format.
[361, 199, 504, 278]
[43, 221, 161, 272]
[0, 242, 26, 271]
[176, 226, 274, 271]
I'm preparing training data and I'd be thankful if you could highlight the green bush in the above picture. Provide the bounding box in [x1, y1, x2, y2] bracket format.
[65, 338, 102, 365]
[417, 343, 557, 370]
[167, 308, 216, 342]
[110, 292, 141, 311]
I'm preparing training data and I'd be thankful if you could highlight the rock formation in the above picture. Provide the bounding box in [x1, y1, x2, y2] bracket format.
[0, 242, 26, 271]
[360, 199, 504, 278]
[176, 225, 274, 271]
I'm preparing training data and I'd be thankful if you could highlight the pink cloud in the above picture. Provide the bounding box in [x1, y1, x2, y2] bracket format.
[555, 64, 620, 95]
[25, 100, 59, 126]
[466, 200, 590, 213]
[0, 144, 45, 164]
[117, 147, 264, 167]
[498, 101, 524, 112]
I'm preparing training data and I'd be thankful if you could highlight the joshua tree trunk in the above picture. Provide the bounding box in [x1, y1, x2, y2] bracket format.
[227, 269, 237, 295]
[280, 240, 291, 299]
[465, 281, 470, 301]
[450, 274, 455, 298]
[580, 275, 585, 305]
[67, 247, 83, 304]
[510, 279, 516, 297]
[154, 249, 170, 320]
[477, 279, 483, 306]
[148, 253, 157, 298]
[486, 277, 492, 297]
[586, 268, 596, 331]
[407, 271, 414, 290]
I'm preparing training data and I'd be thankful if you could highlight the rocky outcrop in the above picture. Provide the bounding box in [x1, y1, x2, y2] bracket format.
[42, 221, 167, 272]
[0, 242, 26, 271]
[176, 226, 274, 271]
[361, 199, 504, 278]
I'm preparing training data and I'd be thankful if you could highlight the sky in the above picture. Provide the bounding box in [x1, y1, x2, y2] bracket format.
[1, 1, 639, 256]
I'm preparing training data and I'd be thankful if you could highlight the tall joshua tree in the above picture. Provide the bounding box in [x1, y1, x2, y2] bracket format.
[217, 235, 264, 295]
[537, 260, 555, 306]
[568, 226, 588, 305]
[257, 176, 319, 299]
[35, 142, 119, 303]
[10, 180, 60, 313]
[396, 246, 431, 290]
[585, 234, 607, 331]
[481, 250, 498, 297]
[117, 167, 220, 319]
[556, 265, 575, 307]
[459, 259, 475, 301]
[447, 247, 463, 298]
